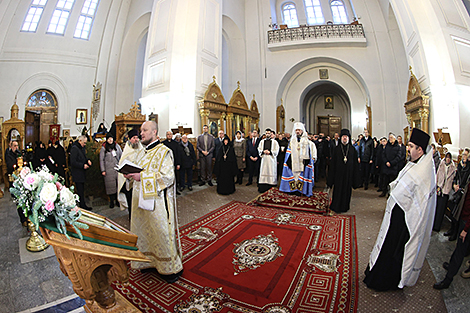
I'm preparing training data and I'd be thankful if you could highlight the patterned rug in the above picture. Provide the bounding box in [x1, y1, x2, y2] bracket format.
[112, 201, 358, 312]
[247, 187, 330, 214]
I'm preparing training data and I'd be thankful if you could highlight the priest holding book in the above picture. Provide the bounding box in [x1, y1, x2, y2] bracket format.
[124, 121, 183, 284]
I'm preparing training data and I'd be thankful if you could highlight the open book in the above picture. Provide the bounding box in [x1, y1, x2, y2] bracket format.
[115, 159, 143, 174]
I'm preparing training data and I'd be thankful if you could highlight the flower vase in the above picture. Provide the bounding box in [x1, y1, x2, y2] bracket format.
[26, 218, 49, 252]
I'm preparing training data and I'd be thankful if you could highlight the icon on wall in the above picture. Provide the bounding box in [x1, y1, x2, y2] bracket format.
[319, 69, 329, 79]
[76, 109, 87, 125]
[324, 96, 334, 109]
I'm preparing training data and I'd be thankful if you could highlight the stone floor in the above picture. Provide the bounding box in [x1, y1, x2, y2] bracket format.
[0, 178, 469, 312]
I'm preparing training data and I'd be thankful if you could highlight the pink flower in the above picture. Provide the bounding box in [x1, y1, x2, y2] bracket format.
[56, 182, 63, 191]
[45, 200, 55, 212]
[26, 175, 35, 185]
[49, 174, 54, 180]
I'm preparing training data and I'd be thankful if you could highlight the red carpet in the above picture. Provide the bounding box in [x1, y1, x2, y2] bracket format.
[112, 201, 358, 312]
[247, 187, 330, 214]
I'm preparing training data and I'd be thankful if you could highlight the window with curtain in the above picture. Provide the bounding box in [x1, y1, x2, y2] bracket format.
[74, 0, 100, 40]
[21, 0, 48, 32]
[282, 3, 299, 28]
[304, 0, 324, 25]
[331, 0, 348, 24]
[47, 0, 75, 34]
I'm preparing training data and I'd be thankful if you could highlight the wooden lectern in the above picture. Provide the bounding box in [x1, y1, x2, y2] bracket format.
[40, 210, 150, 312]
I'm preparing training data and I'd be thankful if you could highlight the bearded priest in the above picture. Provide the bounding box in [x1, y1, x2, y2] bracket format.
[124, 121, 183, 284]
[327, 128, 361, 213]
[280, 122, 317, 197]
[364, 128, 436, 291]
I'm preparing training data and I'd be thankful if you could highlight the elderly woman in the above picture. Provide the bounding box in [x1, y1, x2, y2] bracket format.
[213, 135, 238, 195]
[233, 130, 246, 185]
[434, 152, 457, 231]
[100, 133, 122, 208]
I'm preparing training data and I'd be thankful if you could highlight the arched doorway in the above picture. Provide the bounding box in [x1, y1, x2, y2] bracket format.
[300, 81, 351, 137]
[25, 89, 58, 145]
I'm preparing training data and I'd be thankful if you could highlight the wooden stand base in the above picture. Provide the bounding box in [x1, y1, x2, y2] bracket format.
[84, 292, 140, 313]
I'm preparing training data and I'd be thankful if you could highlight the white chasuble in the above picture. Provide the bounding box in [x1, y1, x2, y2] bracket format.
[258, 139, 279, 185]
[130, 144, 183, 275]
[117, 141, 145, 208]
[368, 148, 436, 288]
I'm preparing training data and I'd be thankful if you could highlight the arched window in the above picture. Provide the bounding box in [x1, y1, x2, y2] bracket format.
[282, 3, 299, 28]
[74, 0, 100, 40]
[47, 0, 75, 35]
[21, 0, 48, 32]
[304, 0, 324, 25]
[330, 0, 348, 24]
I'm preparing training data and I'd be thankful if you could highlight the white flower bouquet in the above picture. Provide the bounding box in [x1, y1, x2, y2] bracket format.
[10, 165, 89, 239]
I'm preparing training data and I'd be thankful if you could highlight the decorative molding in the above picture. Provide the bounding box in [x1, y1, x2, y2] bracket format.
[452, 36, 470, 77]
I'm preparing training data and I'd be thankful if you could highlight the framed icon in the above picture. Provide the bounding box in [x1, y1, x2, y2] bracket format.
[63, 129, 70, 137]
[319, 69, 329, 79]
[324, 96, 334, 109]
[76, 109, 87, 125]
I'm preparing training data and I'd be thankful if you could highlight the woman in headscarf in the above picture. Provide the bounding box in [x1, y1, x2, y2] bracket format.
[100, 133, 123, 208]
[233, 130, 246, 185]
[213, 135, 238, 195]
[33, 141, 49, 171]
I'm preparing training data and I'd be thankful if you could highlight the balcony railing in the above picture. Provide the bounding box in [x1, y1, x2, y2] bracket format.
[267, 23, 366, 49]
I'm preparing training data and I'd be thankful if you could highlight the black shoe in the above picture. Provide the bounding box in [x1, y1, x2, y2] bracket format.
[379, 193, 386, 197]
[140, 268, 157, 274]
[433, 279, 451, 290]
[159, 269, 183, 284]
[188, 186, 193, 191]
[109, 201, 114, 208]
[179, 186, 184, 192]
[377, 189, 383, 192]
[208, 181, 213, 186]
[449, 232, 458, 241]
[246, 182, 252, 186]
[443, 262, 449, 271]
[115, 200, 120, 208]
[364, 186, 368, 190]
[199, 181, 206, 186]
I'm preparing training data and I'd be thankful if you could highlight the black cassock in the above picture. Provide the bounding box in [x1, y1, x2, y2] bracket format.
[327, 142, 361, 213]
[213, 143, 238, 195]
[53, 145, 67, 179]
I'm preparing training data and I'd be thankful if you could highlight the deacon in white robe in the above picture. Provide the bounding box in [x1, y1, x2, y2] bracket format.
[117, 129, 145, 219]
[125, 121, 183, 284]
[364, 128, 436, 290]
[258, 128, 279, 193]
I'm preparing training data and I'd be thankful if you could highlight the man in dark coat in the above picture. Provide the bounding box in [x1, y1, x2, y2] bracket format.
[179, 134, 197, 191]
[197, 125, 215, 186]
[213, 130, 225, 161]
[379, 133, 403, 197]
[327, 129, 361, 213]
[162, 130, 181, 195]
[358, 129, 374, 190]
[5, 140, 20, 176]
[315, 133, 330, 181]
[397, 135, 407, 171]
[70, 135, 93, 210]
[245, 130, 261, 186]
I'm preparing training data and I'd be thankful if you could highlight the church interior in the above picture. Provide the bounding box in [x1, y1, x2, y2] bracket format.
[1, 0, 470, 312]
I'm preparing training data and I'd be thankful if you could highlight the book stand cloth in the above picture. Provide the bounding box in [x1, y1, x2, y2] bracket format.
[40, 226, 149, 313]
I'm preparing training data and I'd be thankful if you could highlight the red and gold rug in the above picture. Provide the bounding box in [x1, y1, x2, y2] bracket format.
[247, 187, 330, 214]
[112, 201, 358, 312]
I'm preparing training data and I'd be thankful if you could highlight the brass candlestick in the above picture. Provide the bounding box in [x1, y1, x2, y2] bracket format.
[26, 219, 49, 252]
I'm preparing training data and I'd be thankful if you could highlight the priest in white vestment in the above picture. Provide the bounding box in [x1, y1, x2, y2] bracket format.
[117, 129, 145, 220]
[124, 121, 183, 283]
[364, 128, 436, 291]
[258, 128, 279, 193]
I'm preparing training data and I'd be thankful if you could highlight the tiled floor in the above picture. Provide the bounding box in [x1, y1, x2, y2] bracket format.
[1, 179, 469, 312]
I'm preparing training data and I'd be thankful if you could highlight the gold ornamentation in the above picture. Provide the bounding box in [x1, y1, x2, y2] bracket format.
[211, 92, 218, 99]
[307, 251, 341, 272]
[187, 227, 217, 241]
[145, 181, 153, 192]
